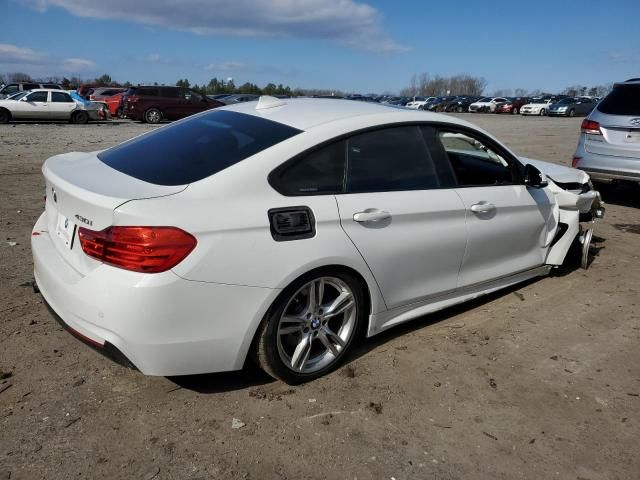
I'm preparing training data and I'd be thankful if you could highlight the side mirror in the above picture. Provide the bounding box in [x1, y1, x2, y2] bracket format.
[523, 164, 548, 188]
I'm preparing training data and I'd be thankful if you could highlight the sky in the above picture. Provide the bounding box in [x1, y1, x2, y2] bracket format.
[0, 0, 638, 94]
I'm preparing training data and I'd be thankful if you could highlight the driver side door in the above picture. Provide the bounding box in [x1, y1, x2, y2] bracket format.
[430, 127, 557, 288]
[14, 91, 50, 120]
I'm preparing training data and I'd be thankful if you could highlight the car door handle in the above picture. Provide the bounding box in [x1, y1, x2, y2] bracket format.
[353, 210, 391, 223]
[470, 203, 496, 213]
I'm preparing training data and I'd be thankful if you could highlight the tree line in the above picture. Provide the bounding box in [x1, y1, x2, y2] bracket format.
[0, 70, 615, 99]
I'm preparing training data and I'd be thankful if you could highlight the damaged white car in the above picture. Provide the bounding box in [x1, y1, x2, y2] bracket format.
[31, 98, 603, 384]
[0, 89, 108, 124]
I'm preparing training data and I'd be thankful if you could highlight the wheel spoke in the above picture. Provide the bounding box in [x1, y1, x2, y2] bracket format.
[317, 331, 340, 357]
[307, 279, 324, 313]
[278, 315, 305, 336]
[290, 333, 313, 371]
[323, 291, 354, 319]
[322, 325, 346, 348]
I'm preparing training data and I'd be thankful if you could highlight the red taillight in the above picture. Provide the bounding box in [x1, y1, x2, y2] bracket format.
[572, 156, 582, 168]
[581, 119, 601, 135]
[89, 95, 95, 100]
[78, 226, 196, 273]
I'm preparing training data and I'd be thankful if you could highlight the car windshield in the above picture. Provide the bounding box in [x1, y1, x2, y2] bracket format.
[478, 97, 492, 102]
[98, 110, 302, 186]
[597, 84, 640, 116]
[8, 91, 29, 100]
[557, 98, 575, 104]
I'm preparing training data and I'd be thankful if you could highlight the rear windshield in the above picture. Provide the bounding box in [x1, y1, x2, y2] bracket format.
[98, 110, 301, 185]
[597, 85, 640, 116]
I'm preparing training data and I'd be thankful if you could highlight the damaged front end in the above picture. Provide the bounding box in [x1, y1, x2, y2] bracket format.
[522, 158, 605, 269]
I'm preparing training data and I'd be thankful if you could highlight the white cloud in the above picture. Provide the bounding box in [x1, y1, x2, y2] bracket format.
[146, 53, 161, 62]
[22, 0, 408, 54]
[63, 57, 96, 72]
[0, 43, 43, 64]
[205, 61, 247, 72]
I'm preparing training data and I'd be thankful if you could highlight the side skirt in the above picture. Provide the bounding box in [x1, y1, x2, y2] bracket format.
[367, 265, 551, 337]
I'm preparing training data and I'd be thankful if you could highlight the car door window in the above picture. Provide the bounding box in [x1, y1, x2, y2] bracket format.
[437, 130, 515, 186]
[26, 91, 49, 102]
[184, 90, 202, 101]
[3, 84, 19, 95]
[273, 140, 346, 195]
[52, 92, 73, 103]
[347, 126, 439, 193]
[24, 83, 40, 90]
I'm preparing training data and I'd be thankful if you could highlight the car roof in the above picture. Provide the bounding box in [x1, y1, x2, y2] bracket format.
[220, 97, 471, 131]
[23, 89, 69, 93]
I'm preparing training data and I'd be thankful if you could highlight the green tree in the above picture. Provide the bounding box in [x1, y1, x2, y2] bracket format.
[95, 74, 113, 85]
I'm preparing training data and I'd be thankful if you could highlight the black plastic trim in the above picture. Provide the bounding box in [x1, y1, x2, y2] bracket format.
[43, 298, 137, 370]
[268, 206, 316, 242]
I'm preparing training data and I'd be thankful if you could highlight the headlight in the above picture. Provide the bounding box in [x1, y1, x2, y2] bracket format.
[558, 107, 567, 111]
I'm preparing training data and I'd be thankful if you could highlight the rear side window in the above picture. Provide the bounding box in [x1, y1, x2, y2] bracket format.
[347, 126, 439, 193]
[44, 84, 61, 89]
[597, 85, 640, 116]
[26, 91, 48, 102]
[24, 83, 39, 90]
[160, 87, 180, 98]
[137, 87, 160, 96]
[98, 110, 301, 185]
[274, 141, 346, 195]
[52, 92, 73, 103]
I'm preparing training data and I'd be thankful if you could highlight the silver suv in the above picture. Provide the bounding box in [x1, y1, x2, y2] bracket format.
[573, 78, 640, 184]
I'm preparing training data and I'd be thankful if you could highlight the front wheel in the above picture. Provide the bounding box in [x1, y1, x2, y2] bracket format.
[256, 271, 365, 384]
[540, 108, 546, 116]
[512, 107, 519, 114]
[568, 109, 575, 117]
[0, 109, 10, 124]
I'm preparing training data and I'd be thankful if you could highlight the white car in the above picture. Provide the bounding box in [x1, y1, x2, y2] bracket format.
[31, 97, 603, 384]
[468, 97, 508, 113]
[520, 99, 554, 116]
[405, 97, 435, 109]
[0, 89, 103, 124]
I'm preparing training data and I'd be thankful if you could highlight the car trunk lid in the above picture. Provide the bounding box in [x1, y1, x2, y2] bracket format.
[585, 112, 640, 160]
[41, 151, 187, 274]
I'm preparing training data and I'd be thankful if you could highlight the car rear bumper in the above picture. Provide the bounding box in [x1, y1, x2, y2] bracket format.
[574, 139, 640, 183]
[32, 212, 280, 376]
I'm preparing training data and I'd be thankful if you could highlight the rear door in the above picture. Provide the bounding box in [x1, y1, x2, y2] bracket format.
[49, 91, 76, 120]
[430, 127, 556, 288]
[335, 125, 467, 310]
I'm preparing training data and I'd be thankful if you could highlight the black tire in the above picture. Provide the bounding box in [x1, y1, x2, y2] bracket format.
[512, 107, 519, 114]
[255, 268, 366, 384]
[0, 109, 10, 124]
[568, 109, 575, 117]
[144, 108, 162, 124]
[71, 111, 89, 124]
[456, 106, 463, 113]
[540, 108, 546, 116]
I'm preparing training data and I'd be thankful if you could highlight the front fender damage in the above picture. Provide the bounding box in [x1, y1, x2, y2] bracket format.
[545, 179, 604, 268]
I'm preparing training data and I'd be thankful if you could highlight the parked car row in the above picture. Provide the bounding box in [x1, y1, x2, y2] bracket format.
[0, 89, 106, 123]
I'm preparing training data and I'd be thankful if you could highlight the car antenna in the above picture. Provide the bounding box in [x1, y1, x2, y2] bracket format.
[256, 95, 287, 110]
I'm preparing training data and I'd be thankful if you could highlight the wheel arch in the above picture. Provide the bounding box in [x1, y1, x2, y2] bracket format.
[0, 107, 12, 122]
[239, 262, 380, 371]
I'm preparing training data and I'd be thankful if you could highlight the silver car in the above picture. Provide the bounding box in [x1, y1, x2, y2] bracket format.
[573, 78, 640, 184]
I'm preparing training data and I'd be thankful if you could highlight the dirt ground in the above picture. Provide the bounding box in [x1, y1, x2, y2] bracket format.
[1, 114, 639, 480]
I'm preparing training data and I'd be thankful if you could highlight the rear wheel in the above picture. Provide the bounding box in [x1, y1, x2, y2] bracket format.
[0, 109, 10, 124]
[144, 108, 162, 124]
[71, 111, 89, 124]
[256, 270, 365, 384]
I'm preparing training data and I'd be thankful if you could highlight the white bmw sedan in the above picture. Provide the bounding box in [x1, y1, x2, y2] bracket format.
[32, 97, 603, 383]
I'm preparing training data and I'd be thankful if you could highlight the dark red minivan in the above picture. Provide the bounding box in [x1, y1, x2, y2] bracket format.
[122, 86, 224, 123]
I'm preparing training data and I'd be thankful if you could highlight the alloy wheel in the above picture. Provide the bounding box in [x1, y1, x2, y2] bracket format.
[276, 277, 357, 374]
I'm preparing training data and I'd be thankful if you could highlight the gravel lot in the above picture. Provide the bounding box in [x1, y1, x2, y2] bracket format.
[1, 114, 639, 480]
